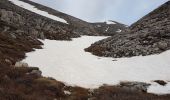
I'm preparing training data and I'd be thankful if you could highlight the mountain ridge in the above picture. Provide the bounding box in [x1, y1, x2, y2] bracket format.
[16, 0, 127, 36]
[85, 1, 170, 58]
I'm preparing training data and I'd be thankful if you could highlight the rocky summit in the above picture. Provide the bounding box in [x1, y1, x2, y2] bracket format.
[86, 1, 170, 58]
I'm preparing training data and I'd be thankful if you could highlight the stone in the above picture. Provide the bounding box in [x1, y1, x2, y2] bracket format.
[154, 80, 167, 86]
[120, 81, 151, 92]
[157, 42, 168, 50]
[30, 70, 42, 77]
[39, 32, 45, 40]
[15, 62, 28, 67]
[9, 33, 17, 39]
[5, 59, 12, 65]
[2, 26, 9, 32]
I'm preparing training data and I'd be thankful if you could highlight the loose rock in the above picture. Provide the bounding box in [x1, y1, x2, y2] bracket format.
[15, 62, 28, 67]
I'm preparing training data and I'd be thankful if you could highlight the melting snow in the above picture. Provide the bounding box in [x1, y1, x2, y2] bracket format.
[23, 36, 170, 94]
[97, 25, 101, 27]
[116, 29, 122, 33]
[148, 82, 170, 95]
[8, 0, 68, 24]
[106, 20, 116, 24]
[64, 90, 71, 95]
[105, 27, 109, 32]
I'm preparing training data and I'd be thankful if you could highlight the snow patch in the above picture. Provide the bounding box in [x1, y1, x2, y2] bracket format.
[148, 82, 170, 95]
[116, 29, 122, 33]
[105, 27, 109, 32]
[64, 90, 71, 95]
[106, 20, 116, 24]
[23, 36, 170, 95]
[97, 25, 101, 27]
[8, 0, 68, 24]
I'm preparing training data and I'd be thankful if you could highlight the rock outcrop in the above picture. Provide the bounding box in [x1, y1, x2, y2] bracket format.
[15, 62, 28, 67]
[154, 80, 167, 86]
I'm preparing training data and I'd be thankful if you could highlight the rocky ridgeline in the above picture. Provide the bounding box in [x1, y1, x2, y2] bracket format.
[86, 1, 170, 58]
[19, 0, 127, 36]
[91, 21, 127, 36]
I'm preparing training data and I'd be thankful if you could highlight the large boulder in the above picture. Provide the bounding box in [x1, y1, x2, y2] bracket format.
[15, 62, 28, 67]
[29, 69, 42, 77]
[154, 80, 167, 86]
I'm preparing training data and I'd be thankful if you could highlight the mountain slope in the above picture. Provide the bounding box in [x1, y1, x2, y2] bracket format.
[18, 0, 127, 36]
[18, 0, 99, 36]
[86, 1, 170, 58]
[0, 0, 81, 40]
[1, 0, 126, 37]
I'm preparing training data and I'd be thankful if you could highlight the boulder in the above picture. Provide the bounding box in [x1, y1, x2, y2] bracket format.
[39, 32, 45, 40]
[120, 81, 151, 92]
[157, 42, 168, 50]
[5, 59, 12, 65]
[30, 70, 42, 77]
[154, 80, 167, 86]
[9, 33, 17, 39]
[15, 62, 28, 67]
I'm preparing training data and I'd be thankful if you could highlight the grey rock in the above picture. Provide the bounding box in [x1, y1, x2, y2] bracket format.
[9, 33, 16, 39]
[120, 81, 151, 92]
[5, 59, 12, 65]
[30, 70, 42, 77]
[157, 42, 168, 50]
[15, 62, 28, 67]
[154, 80, 167, 86]
[39, 32, 45, 40]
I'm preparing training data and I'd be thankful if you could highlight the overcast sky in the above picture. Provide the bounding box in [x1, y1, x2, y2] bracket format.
[30, 0, 168, 25]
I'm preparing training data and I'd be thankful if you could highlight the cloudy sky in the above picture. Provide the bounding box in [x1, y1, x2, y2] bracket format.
[30, 0, 168, 25]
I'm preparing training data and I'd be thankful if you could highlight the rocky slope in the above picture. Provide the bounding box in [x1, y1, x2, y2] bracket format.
[0, 0, 80, 40]
[86, 1, 170, 58]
